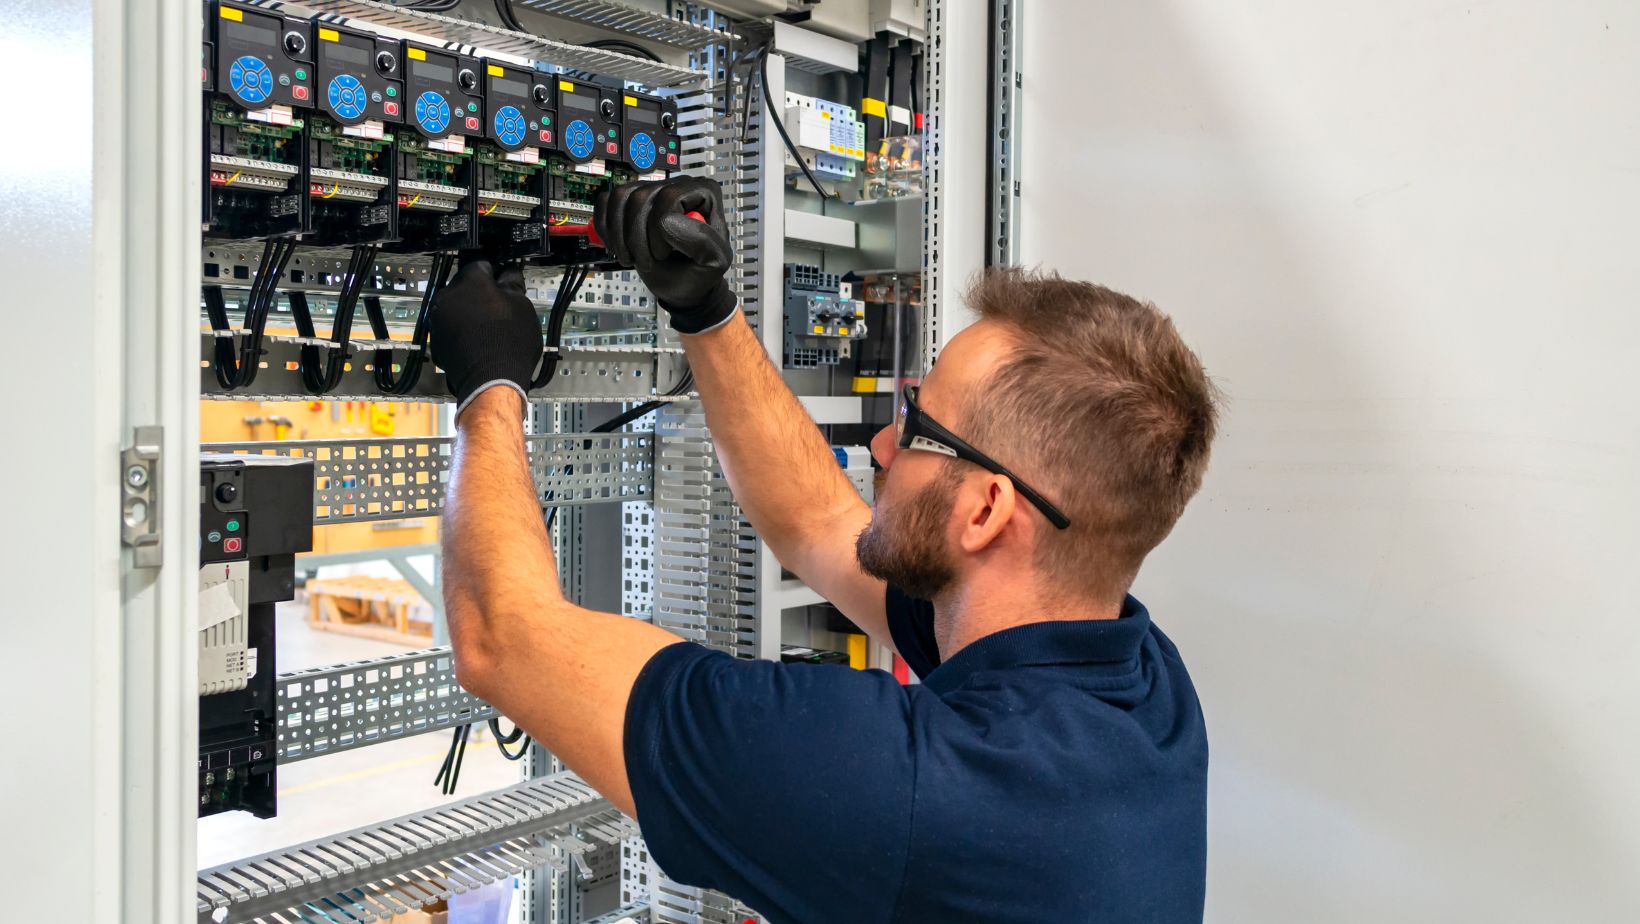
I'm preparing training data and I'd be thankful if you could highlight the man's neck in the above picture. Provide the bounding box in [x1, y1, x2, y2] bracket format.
[932, 579, 1123, 661]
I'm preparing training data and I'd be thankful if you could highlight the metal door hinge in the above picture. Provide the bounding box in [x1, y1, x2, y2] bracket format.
[122, 425, 162, 568]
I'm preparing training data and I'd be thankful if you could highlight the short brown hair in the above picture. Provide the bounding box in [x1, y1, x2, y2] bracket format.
[960, 268, 1219, 602]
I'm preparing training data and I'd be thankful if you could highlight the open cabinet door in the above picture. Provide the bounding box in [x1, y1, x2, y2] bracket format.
[0, 0, 202, 920]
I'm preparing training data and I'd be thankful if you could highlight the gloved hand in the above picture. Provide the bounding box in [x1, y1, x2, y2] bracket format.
[594, 176, 738, 334]
[431, 258, 543, 415]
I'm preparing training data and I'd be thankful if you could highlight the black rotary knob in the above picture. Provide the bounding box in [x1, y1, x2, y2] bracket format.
[376, 50, 397, 74]
[532, 84, 551, 106]
[215, 481, 239, 504]
[599, 97, 617, 120]
[283, 31, 307, 55]
[660, 110, 676, 132]
[457, 68, 478, 91]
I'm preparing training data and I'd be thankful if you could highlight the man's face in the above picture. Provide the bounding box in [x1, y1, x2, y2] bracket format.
[854, 323, 1012, 599]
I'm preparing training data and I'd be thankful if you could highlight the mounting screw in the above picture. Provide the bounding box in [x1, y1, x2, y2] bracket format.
[204, 772, 214, 786]
[126, 464, 148, 488]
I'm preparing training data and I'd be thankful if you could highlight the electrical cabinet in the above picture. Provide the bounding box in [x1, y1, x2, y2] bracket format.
[6, 0, 1004, 922]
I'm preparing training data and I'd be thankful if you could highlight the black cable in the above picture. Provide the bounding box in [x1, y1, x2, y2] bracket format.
[579, 39, 661, 62]
[433, 723, 472, 795]
[406, 0, 462, 11]
[490, 717, 531, 761]
[206, 236, 297, 390]
[291, 244, 376, 394]
[366, 251, 454, 395]
[529, 264, 587, 390]
[494, 0, 526, 32]
[755, 42, 833, 199]
[446, 723, 470, 794]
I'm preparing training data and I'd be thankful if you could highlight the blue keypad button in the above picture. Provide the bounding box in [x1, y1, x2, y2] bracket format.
[566, 119, 594, 158]
[230, 55, 274, 105]
[629, 131, 656, 169]
[328, 74, 367, 120]
[416, 90, 451, 134]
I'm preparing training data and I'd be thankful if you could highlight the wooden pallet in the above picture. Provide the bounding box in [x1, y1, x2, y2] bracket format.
[305, 576, 434, 646]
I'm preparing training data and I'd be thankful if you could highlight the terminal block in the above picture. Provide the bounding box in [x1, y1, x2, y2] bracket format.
[784, 264, 867, 368]
[198, 454, 313, 819]
[784, 92, 866, 183]
[205, 1, 314, 238]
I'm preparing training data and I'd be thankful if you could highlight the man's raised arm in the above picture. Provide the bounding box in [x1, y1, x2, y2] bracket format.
[595, 178, 891, 648]
[430, 261, 684, 817]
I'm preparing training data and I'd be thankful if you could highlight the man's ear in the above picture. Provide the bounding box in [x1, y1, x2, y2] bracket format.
[957, 473, 1019, 553]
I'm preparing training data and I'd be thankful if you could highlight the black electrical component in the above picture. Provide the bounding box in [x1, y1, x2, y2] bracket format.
[863, 36, 890, 149]
[198, 454, 314, 820]
[475, 59, 556, 258]
[306, 21, 403, 244]
[619, 89, 682, 175]
[205, 0, 315, 239]
[554, 78, 622, 166]
[392, 41, 486, 252]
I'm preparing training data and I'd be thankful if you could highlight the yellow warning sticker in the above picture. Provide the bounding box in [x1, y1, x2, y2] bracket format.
[219, 5, 242, 21]
[861, 97, 887, 118]
[407, 47, 427, 61]
[488, 64, 504, 77]
[559, 80, 575, 92]
[624, 95, 638, 107]
[814, 326, 825, 335]
[319, 27, 339, 42]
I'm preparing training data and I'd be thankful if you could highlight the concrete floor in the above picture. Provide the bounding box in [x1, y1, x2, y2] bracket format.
[197, 601, 523, 869]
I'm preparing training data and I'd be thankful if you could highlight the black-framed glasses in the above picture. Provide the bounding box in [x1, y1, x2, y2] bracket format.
[895, 384, 1072, 530]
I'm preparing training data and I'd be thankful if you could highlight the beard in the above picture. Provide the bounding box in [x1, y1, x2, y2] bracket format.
[855, 464, 960, 600]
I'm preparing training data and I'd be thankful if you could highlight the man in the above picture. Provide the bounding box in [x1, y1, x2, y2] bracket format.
[430, 176, 1218, 923]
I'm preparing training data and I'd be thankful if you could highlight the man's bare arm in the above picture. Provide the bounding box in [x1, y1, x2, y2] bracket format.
[681, 313, 891, 649]
[441, 388, 684, 818]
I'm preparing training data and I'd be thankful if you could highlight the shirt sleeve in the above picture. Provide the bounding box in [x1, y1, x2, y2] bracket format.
[885, 584, 941, 677]
[623, 642, 918, 924]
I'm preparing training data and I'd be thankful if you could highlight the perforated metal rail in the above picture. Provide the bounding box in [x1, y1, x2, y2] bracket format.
[199, 333, 688, 403]
[516, 0, 736, 48]
[292, 0, 705, 87]
[195, 772, 632, 923]
[274, 646, 491, 764]
[205, 432, 653, 526]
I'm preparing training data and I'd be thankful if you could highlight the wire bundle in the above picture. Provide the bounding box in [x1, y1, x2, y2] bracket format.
[365, 251, 456, 395]
[530, 263, 590, 390]
[204, 236, 298, 390]
[289, 244, 378, 395]
[433, 722, 472, 796]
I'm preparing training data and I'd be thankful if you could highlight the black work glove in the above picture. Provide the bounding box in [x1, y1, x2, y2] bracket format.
[594, 176, 738, 334]
[430, 258, 543, 415]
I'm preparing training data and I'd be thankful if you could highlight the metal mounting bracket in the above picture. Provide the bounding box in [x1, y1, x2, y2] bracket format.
[122, 425, 162, 568]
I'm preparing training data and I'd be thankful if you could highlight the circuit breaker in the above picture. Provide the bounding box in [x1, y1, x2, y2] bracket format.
[784, 263, 867, 368]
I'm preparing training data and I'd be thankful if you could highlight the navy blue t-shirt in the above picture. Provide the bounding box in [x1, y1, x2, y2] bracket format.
[623, 587, 1208, 923]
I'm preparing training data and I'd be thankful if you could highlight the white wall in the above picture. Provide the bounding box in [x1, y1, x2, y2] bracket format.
[1021, 3, 1640, 920]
